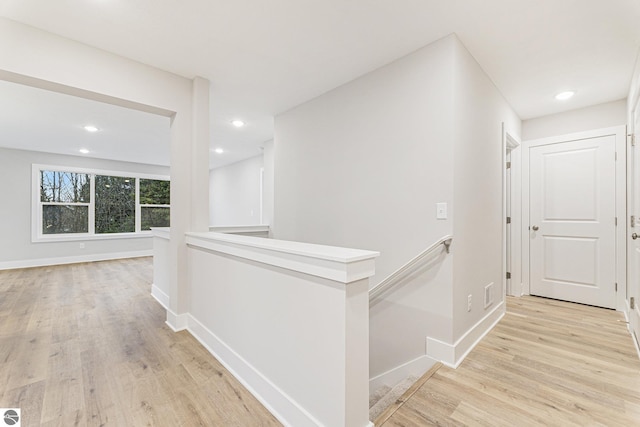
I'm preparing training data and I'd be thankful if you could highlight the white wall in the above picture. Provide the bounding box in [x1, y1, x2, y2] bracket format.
[0, 18, 209, 321]
[275, 36, 455, 284]
[0, 147, 169, 268]
[275, 36, 456, 379]
[274, 34, 522, 381]
[209, 155, 264, 226]
[522, 99, 626, 141]
[263, 140, 275, 228]
[451, 38, 521, 341]
[185, 232, 377, 427]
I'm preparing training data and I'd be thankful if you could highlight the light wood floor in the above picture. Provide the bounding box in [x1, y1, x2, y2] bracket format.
[0, 258, 281, 426]
[4, 260, 640, 427]
[379, 296, 640, 426]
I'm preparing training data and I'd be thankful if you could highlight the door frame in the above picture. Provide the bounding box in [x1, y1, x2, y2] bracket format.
[503, 125, 522, 297]
[627, 98, 640, 355]
[521, 126, 627, 311]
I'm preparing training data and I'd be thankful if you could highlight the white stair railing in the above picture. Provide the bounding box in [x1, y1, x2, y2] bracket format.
[369, 235, 452, 302]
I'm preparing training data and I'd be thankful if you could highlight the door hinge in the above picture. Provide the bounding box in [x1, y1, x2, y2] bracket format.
[506, 161, 511, 169]
[615, 282, 618, 292]
[615, 217, 618, 226]
[506, 272, 511, 280]
[631, 297, 636, 310]
[506, 216, 511, 224]
[632, 215, 636, 228]
[631, 134, 637, 146]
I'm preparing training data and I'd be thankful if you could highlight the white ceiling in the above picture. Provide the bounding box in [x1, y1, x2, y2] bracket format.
[0, 80, 171, 166]
[1, 0, 639, 168]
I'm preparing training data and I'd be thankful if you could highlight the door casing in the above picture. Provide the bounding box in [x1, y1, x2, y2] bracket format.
[521, 126, 627, 311]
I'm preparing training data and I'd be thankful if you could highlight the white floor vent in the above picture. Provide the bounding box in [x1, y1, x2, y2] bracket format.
[484, 283, 493, 309]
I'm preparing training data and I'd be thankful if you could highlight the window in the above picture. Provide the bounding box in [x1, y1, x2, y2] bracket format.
[139, 179, 171, 230]
[95, 175, 136, 233]
[33, 165, 170, 241]
[40, 171, 90, 234]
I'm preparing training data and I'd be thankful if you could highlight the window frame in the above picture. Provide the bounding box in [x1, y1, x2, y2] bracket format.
[138, 178, 171, 231]
[32, 164, 170, 242]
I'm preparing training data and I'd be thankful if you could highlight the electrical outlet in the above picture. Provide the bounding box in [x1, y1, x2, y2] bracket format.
[79, 242, 85, 249]
[467, 294, 472, 312]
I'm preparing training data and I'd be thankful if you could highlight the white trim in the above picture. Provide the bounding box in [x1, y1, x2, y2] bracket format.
[32, 163, 170, 243]
[209, 225, 270, 234]
[165, 309, 189, 332]
[522, 126, 627, 310]
[506, 132, 520, 149]
[624, 307, 640, 360]
[151, 284, 169, 310]
[32, 163, 170, 181]
[504, 126, 523, 297]
[0, 250, 152, 270]
[151, 227, 171, 239]
[34, 232, 153, 243]
[186, 232, 379, 283]
[368, 354, 438, 395]
[186, 314, 326, 427]
[427, 300, 505, 368]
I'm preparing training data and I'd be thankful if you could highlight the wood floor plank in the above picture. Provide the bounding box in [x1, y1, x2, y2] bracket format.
[0, 258, 281, 426]
[381, 296, 640, 426]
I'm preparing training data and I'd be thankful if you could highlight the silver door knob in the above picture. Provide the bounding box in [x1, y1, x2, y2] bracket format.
[633, 233, 639, 240]
[532, 225, 539, 231]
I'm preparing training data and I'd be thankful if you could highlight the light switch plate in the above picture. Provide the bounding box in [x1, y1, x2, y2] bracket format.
[436, 202, 447, 220]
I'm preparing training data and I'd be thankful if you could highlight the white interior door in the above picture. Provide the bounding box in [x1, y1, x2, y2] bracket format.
[628, 99, 640, 345]
[529, 136, 616, 308]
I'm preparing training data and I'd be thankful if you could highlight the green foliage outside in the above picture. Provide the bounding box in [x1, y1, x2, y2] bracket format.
[41, 171, 90, 234]
[140, 179, 170, 230]
[95, 175, 135, 234]
[40, 171, 170, 234]
[42, 205, 89, 234]
[141, 207, 170, 230]
[140, 179, 170, 205]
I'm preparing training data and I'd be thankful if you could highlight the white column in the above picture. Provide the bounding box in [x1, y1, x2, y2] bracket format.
[191, 76, 210, 231]
[166, 76, 210, 329]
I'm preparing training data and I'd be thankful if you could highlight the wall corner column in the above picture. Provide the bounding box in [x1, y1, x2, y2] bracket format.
[167, 76, 210, 330]
[191, 76, 210, 231]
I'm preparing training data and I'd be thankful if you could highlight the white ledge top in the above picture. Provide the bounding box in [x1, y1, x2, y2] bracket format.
[151, 227, 170, 239]
[209, 225, 270, 234]
[186, 231, 379, 263]
[185, 231, 379, 283]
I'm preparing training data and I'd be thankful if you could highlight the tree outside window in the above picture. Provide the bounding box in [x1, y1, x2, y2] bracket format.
[40, 171, 90, 234]
[37, 168, 170, 238]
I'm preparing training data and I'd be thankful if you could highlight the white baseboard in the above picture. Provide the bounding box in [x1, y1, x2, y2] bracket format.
[427, 300, 505, 368]
[369, 354, 438, 395]
[0, 250, 152, 270]
[165, 309, 189, 332]
[624, 304, 640, 360]
[186, 314, 324, 427]
[151, 284, 169, 310]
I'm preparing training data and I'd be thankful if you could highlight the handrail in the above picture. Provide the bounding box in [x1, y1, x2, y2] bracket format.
[369, 235, 452, 302]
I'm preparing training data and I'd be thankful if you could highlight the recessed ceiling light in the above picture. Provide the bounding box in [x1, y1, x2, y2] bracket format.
[231, 120, 245, 128]
[84, 125, 99, 132]
[214, 148, 224, 154]
[555, 91, 575, 100]
[79, 148, 90, 154]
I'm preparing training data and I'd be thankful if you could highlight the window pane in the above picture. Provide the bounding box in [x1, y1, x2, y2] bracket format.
[95, 175, 135, 233]
[42, 205, 89, 234]
[40, 171, 90, 203]
[141, 207, 170, 230]
[140, 179, 170, 205]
